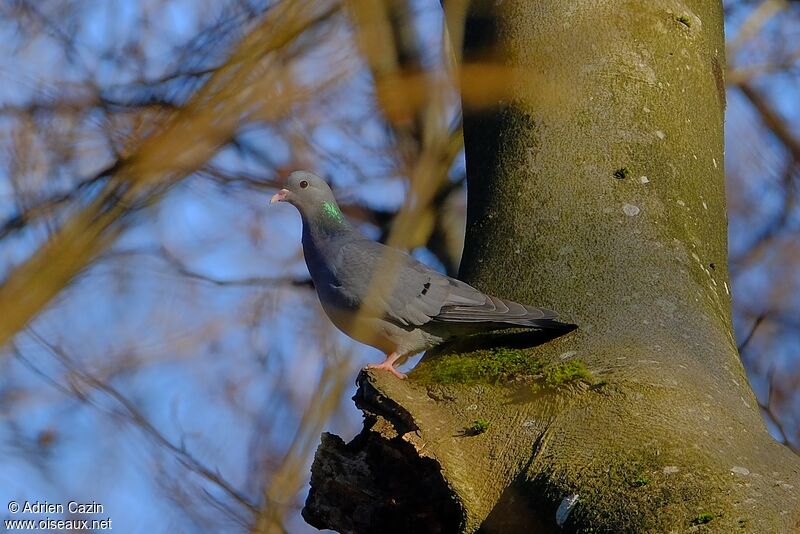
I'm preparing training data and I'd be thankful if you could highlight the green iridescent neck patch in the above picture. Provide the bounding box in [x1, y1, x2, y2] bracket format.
[322, 200, 345, 223]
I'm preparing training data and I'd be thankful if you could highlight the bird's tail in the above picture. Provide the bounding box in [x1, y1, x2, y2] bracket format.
[511, 317, 577, 332]
[435, 295, 577, 332]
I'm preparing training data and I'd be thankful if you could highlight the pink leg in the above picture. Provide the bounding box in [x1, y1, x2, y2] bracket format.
[365, 352, 406, 379]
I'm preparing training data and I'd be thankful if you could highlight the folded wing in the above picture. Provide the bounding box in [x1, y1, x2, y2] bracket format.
[333, 239, 567, 330]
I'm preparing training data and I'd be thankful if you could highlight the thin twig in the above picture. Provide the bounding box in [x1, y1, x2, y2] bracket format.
[26, 329, 260, 514]
[738, 313, 767, 352]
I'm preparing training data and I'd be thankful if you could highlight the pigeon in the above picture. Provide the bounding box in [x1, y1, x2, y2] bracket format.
[271, 171, 576, 378]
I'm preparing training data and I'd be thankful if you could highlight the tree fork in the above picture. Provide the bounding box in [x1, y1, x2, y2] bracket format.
[304, 1, 800, 532]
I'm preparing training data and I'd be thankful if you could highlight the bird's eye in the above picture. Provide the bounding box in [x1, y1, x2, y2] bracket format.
[299, 180, 309, 189]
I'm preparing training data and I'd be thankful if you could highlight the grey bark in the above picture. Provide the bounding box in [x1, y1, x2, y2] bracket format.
[303, 1, 800, 532]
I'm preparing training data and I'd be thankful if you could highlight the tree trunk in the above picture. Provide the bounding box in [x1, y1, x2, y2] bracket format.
[303, 1, 800, 532]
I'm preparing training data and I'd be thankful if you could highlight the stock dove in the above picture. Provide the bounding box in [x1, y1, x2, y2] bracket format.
[271, 171, 575, 378]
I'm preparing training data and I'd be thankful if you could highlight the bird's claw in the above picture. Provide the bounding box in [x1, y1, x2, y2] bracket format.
[365, 361, 407, 379]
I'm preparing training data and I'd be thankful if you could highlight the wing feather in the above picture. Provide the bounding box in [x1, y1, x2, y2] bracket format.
[330, 239, 565, 329]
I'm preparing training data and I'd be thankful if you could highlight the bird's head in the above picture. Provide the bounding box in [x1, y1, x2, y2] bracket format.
[270, 171, 344, 220]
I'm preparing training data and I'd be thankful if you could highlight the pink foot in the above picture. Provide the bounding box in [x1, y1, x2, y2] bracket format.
[365, 352, 407, 379]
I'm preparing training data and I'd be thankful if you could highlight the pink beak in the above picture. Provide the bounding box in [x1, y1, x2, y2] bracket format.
[270, 189, 290, 203]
